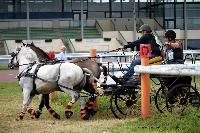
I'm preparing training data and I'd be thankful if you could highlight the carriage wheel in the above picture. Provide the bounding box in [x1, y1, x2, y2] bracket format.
[155, 86, 169, 113]
[110, 88, 140, 119]
[167, 84, 199, 113]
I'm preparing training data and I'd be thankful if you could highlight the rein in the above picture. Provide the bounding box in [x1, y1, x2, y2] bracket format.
[69, 47, 126, 64]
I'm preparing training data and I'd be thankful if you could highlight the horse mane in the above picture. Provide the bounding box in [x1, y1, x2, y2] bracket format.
[28, 44, 50, 62]
[70, 57, 101, 79]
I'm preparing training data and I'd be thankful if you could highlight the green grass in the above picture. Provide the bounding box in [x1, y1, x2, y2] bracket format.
[0, 66, 10, 70]
[0, 81, 200, 133]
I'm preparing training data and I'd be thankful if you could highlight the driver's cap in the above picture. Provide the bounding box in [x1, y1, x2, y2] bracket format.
[138, 24, 152, 33]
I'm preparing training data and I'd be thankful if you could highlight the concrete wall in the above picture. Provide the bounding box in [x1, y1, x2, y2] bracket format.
[6, 39, 64, 54]
[70, 38, 122, 52]
[96, 19, 114, 31]
[103, 31, 119, 39]
[102, 31, 140, 42]
[119, 31, 140, 42]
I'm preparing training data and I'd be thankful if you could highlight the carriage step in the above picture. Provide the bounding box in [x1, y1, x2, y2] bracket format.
[104, 88, 113, 95]
[109, 74, 126, 85]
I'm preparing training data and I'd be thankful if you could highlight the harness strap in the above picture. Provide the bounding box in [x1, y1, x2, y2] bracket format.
[32, 64, 45, 95]
[18, 63, 97, 97]
[17, 62, 36, 80]
[56, 63, 62, 83]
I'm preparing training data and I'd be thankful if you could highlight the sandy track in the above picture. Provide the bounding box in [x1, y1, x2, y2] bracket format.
[0, 70, 18, 82]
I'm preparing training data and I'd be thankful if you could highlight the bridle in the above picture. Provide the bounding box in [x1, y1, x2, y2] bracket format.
[8, 47, 21, 69]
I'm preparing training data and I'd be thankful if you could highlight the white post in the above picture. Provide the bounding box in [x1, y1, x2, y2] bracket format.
[26, 0, 30, 40]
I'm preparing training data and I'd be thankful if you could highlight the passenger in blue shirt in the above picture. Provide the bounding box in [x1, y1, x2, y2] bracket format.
[56, 46, 68, 61]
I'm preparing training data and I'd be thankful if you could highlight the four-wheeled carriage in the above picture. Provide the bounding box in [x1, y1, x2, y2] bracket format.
[153, 75, 200, 113]
[99, 71, 200, 119]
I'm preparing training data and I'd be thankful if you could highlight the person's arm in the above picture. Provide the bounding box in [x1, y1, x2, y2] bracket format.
[165, 41, 182, 49]
[124, 35, 149, 49]
[56, 53, 62, 60]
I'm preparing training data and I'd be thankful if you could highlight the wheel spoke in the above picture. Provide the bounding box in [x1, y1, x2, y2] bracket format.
[110, 88, 139, 119]
[167, 84, 197, 114]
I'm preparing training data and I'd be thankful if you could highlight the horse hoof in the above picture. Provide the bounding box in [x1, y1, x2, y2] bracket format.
[82, 114, 90, 120]
[53, 114, 61, 120]
[16, 118, 22, 121]
[31, 115, 35, 119]
[65, 111, 73, 119]
[35, 110, 42, 119]
[89, 110, 97, 117]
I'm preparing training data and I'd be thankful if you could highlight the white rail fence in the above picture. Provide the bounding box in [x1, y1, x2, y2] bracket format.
[1, 50, 200, 84]
[1, 50, 200, 61]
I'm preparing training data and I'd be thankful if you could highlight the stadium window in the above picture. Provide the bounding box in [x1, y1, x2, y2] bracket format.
[164, 0, 174, 2]
[102, 0, 109, 2]
[4, 0, 12, 3]
[34, 0, 44, 2]
[112, 12, 121, 17]
[105, 12, 110, 18]
[20, 0, 44, 2]
[138, 0, 148, 2]
[93, 0, 101, 2]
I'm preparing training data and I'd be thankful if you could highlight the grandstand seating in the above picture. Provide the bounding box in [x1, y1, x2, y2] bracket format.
[0, 27, 101, 41]
[60, 27, 101, 39]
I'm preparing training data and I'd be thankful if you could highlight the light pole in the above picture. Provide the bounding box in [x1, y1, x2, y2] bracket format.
[133, 0, 136, 41]
[133, 0, 137, 51]
[26, 0, 30, 40]
[184, 0, 187, 49]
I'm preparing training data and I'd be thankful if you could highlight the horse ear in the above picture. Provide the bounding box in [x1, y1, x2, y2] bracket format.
[31, 42, 34, 46]
[22, 42, 26, 46]
[16, 46, 21, 52]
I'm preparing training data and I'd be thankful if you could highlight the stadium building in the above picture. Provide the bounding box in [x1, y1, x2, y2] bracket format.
[0, 0, 200, 54]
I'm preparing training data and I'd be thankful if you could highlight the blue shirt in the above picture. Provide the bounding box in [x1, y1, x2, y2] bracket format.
[56, 52, 68, 61]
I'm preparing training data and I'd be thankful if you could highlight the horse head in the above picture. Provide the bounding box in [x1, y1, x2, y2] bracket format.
[8, 46, 21, 69]
[8, 44, 38, 68]
[82, 68, 98, 84]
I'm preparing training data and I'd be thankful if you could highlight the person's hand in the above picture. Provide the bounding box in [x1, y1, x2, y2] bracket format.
[127, 42, 132, 45]
[165, 42, 170, 46]
[124, 45, 129, 49]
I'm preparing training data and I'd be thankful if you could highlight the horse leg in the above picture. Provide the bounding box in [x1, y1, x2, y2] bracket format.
[80, 83, 97, 120]
[17, 89, 33, 121]
[85, 96, 97, 118]
[35, 94, 60, 119]
[65, 91, 80, 119]
[26, 95, 37, 119]
[43, 94, 60, 119]
[35, 95, 45, 119]
[80, 97, 89, 120]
